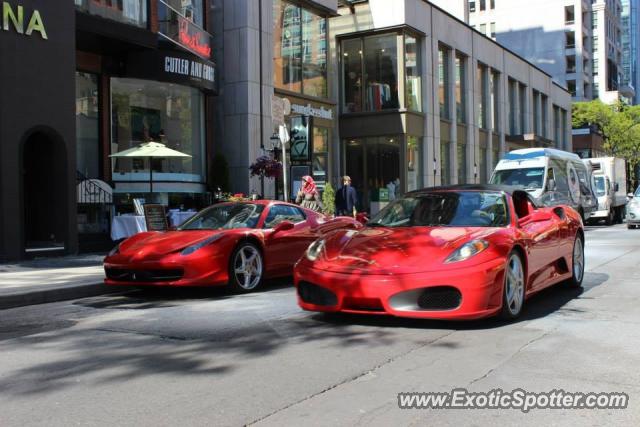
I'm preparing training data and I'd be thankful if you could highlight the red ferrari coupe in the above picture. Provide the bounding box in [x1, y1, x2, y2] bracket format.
[295, 185, 585, 320]
[104, 201, 361, 292]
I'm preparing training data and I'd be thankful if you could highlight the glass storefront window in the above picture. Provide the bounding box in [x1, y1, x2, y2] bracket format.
[477, 64, 488, 129]
[302, 9, 327, 98]
[457, 124, 467, 184]
[75, 0, 147, 28]
[407, 136, 422, 191]
[76, 72, 100, 179]
[273, 0, 327, 97]
[479, 147, 487, 183]
[342, 38, 363, 112]
[364, 34, 399, 111]
[313, 127, 329, 186]
[110, 78, 205, 183]
[405, 35, 421, 112]
[456, 54, 466, 123]
[439, 46, 450, 119]
[440, 122, 451, 185]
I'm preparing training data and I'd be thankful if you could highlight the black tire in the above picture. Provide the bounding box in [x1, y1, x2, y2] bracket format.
[499, 252, 526, 320]
[228, 242, 264, 293]
[628, 224, 636, 229]
[605, 209, 614, 226]
[567, 234, 585, 288]
[578, 208, 585, 224]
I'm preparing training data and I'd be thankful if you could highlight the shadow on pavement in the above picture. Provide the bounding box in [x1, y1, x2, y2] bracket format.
[0, 273, 608, 398]
[73, 278, 294, 310]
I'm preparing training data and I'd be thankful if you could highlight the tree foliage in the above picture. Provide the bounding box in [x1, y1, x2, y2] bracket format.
[573, 100, 640, 181]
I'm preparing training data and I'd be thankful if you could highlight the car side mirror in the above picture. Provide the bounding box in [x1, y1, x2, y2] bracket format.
[629, 193, 635, 199]
[273, 221, 294, 234]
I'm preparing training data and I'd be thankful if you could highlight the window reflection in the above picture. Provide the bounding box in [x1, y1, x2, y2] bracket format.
[273, 0, 327, 97]
[76, 72, 100, 179]
[407, 136, 422, 191]
[75, 0, 147, 28]
[405, 36, 421, 112]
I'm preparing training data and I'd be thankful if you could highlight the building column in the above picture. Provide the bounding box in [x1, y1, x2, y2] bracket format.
[448, 48, 457, 184]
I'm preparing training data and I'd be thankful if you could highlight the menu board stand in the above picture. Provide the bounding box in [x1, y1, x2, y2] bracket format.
[143, 204, 169, 231]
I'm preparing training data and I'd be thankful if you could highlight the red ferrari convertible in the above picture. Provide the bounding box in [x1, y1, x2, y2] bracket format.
[104, 201, 361, 292]
[295, 185, 585, 320]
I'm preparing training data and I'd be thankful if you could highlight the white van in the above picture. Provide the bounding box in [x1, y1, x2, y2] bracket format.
[490, 148, 597, 220]
[584, 157, 627, 224]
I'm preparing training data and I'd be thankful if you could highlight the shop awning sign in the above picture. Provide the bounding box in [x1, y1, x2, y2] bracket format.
[127, 50, 217, 93]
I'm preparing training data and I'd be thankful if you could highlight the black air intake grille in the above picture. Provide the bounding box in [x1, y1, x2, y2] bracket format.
[298, 282, 338, 307]
[417, 286, 462, 310]
[105, 268, 183, 282]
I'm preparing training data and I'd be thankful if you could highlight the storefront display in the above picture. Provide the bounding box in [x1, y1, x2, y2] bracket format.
[110, 77, 207, 210]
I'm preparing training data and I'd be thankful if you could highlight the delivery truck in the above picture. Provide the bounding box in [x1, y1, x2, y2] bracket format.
[583, 157, 627, 225]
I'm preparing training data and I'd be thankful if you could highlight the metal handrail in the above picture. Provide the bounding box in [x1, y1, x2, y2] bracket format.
[77, 171, 113, 204]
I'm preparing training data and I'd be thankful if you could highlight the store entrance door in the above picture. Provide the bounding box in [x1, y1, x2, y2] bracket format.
[23, 131, 68, 254]
[343, 136, 401, 214]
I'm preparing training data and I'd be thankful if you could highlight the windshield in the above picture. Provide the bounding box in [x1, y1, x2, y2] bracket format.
[368, 191, 509, 228]
[179, 204, 265, 230]
[491, 168, 545, 190]
[594, 176, 606, 197]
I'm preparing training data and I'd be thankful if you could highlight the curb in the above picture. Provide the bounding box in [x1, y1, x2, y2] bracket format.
[0, 283, 119, 310]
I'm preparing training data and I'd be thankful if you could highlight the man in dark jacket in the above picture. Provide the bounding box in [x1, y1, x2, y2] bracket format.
[335, 175, 358, 217]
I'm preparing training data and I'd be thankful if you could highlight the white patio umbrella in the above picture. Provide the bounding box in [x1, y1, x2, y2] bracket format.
[109, 141, 191, 196]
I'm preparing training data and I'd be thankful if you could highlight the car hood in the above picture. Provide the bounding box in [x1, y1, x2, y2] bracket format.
[118, 230, 225, 259]
[315, 226, 501, 274]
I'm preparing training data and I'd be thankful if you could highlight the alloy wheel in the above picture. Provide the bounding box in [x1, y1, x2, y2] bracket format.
[504, 254, 525, 316]
[573, 236, 584, 284]
[233, 245, 263, 290]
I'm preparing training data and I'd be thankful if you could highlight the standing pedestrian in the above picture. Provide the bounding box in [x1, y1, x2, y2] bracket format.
[295, 175, 324, 212]
[335, 175, 358, 217]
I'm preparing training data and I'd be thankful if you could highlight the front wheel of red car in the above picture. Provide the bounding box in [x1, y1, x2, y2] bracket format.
[567, 234, 585, 288]
[499, 252, 526, 320]
[228, 242, 264, 293]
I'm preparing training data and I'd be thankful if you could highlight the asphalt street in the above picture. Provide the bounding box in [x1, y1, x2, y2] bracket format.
[0, 224, 638, 426]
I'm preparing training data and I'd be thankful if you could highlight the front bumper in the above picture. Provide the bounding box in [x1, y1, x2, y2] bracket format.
[294, 258, 506, 320]
[590, 209, 611, 219]
[104, 251, 228, 287]
[626, 207, 640, 225]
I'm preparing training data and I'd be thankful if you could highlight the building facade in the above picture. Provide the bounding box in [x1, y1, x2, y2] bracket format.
[466, 0, 632, 103]
[0, 0, 216, 260]
[0, 0, 570, 260]
[621, 0, 640, 104]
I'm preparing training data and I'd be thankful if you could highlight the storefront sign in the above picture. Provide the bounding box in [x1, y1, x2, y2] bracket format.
[178, 17, 211, 58]
[291, 103, 333, 120]
[127, 50, 217, 93]
[2, 2, 48, 39]
[290, 116, 312, 162]
[143, 204, 169, 232]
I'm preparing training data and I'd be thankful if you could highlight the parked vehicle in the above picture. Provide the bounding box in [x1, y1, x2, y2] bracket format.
[104, 201, 361, 292]
[295, 185, 584, 321]
[626, 186, 640, 229]
[490, 148, 596, 221]
[583, 157, 627, 225]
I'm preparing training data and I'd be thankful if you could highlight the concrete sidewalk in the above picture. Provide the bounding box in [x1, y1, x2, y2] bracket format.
[0, 254, 115, 309]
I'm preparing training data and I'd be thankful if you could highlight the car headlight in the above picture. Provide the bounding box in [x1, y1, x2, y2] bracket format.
[306, 239, 326, 262]
[181, 234, 224, 256]
[108, 243, 120, 256]
[445, 239, 489, 263]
